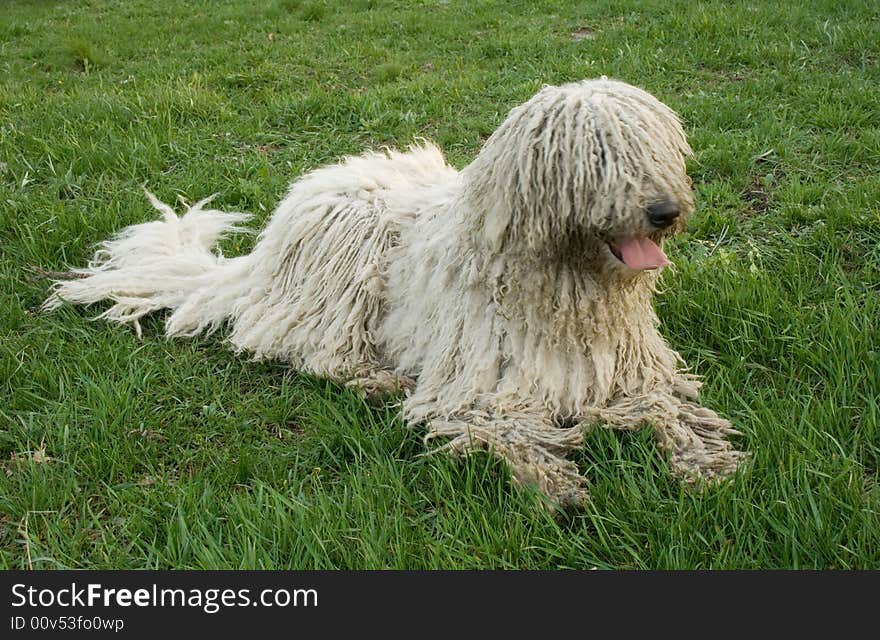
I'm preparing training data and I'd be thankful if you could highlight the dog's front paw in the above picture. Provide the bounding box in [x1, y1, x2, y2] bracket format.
[657, 401, 750, 485]
[423, 413, 590, 510]
[508, 451, 591, 511]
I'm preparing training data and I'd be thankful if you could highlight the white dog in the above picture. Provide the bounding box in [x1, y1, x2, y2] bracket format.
[46, 78, 747, 507]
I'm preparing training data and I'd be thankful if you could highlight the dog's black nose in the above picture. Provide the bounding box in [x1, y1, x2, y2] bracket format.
[647, 201, 679, 228]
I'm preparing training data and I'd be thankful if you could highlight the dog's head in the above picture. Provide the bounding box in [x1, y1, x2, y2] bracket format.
[463, 78, 694, 277]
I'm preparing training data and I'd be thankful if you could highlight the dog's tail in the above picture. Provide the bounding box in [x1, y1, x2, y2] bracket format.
[43, 190, 254, 338]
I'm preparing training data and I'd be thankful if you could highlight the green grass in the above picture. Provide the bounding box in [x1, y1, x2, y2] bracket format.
[1, 0, 878, 569]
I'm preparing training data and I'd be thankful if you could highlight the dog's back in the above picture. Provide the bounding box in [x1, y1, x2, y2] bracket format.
[223, 143, 458, 376]
[47, 142, 458, 385]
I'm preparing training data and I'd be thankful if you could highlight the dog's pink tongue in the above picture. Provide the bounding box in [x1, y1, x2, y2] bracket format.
[616, 237, 670, 270]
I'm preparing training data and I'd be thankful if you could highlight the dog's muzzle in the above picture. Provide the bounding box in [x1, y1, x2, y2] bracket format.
[647, 200, 680, 229]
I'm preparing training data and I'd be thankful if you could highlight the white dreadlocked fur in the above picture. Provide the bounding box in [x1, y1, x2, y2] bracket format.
[45, 78, 747, 507]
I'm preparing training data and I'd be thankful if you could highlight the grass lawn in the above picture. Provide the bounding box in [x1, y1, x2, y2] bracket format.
[1, 0, 878, 569]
